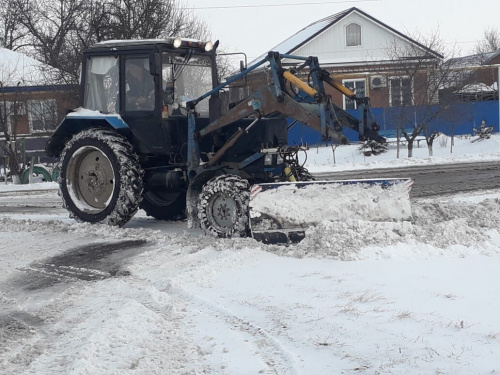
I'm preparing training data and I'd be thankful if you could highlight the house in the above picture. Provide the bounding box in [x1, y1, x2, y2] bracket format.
[443, 50, 500, 102]
[0, 48, 77, 161]
[248, 7, 443, 111]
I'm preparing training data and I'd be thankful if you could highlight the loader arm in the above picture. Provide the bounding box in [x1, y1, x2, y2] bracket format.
[283, 68, 385, 143]
[316, 69, 385, 142]
[196, 85, 348, 143]
[186, 51, 387, 177]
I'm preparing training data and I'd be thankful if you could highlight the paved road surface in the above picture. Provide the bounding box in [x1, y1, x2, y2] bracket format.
[313, 161, 500, 198]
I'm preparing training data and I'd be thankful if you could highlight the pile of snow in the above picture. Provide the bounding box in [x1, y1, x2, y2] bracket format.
[285, 194, 500, 260]
[250, 179, 412, 231]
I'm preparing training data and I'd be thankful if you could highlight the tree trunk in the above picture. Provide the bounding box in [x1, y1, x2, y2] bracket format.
[407, 141, 414, 158]
[426, 138, 434, 157]
[6, 144, 21, 184]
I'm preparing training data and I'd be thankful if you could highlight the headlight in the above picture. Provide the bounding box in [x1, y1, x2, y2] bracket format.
[173, 38, 182, 48]
[204, 41, 214, 52]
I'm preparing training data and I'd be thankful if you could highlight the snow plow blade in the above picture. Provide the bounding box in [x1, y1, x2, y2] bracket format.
[249, 178, 413, 244]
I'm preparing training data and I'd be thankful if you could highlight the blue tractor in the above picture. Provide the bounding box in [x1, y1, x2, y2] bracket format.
[46, 38, 404, 243]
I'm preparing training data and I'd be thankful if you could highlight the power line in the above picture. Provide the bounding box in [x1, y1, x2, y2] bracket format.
[185, 0, 380, 10]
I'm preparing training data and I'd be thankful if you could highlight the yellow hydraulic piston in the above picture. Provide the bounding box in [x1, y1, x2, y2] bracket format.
[322, 74, 357, 100]
[283, 165, 296, 182]
[283, 70, 357, 100]
[282, 71, 318, 98]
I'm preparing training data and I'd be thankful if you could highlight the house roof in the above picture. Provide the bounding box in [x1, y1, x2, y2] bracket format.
[0, 48, 59, 87]
[446, 50, 500, 69]
[250, 7, 443, 65]
[458, 82, 498, 93]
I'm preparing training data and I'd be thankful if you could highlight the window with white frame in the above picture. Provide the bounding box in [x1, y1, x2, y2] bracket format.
[342, 79, 366, 109]
[27, 99, 57, 133]
[346, 23, 361, 47]
[389, 77, 413, 107]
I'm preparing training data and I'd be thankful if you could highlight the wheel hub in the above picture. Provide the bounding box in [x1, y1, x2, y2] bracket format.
[84, 166, 107, 195]
[211, 194, 236, 229]
[68, 147, 115, 211]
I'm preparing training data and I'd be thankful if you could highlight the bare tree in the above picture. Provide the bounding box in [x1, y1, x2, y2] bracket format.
[108, 0, 207, 40]
[11, 0, 87, 84]
[0, 81, 23, 182]
[475, 27, 500, 54]
[0, 0, 29, 50]
[385, 30, 465, 157]
[10, 0, 210, 85]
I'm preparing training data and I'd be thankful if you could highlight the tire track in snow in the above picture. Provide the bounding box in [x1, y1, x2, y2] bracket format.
[173, 287, 300, 375]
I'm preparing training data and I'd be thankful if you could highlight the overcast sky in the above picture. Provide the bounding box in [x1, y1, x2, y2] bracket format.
[185, 0, 499, 60]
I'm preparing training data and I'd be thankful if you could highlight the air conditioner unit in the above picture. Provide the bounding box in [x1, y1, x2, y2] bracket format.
[370, 75, 387, 89]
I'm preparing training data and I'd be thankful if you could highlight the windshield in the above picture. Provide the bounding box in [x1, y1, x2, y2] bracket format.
[162, 53, 212, 115]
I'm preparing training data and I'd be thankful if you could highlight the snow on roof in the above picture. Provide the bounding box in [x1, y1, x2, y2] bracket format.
[250, 9, 351, 64]
[458, 82, 498, 93]
[446, 50, 500, 69]
[0, 48, 58, 87]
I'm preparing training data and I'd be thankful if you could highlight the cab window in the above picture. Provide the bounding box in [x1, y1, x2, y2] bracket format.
[162, 53, 212, 115]
[125, 57, 155, 111]
[83, 56, 119, 113]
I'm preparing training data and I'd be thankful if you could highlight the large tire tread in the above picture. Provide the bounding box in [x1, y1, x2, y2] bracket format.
[197, 175, 250, 238]
[58, 128, 143, 226]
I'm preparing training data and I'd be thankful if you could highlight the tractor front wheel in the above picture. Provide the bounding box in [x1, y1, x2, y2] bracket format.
[197, 175, 250, 238]
[58, 128, 143, 226]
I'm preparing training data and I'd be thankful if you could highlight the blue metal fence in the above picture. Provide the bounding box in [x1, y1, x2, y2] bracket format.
[288, 100, 500, 144]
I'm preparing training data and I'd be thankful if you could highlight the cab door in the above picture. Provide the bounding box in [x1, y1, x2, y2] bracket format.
[120, 55, 166, 154]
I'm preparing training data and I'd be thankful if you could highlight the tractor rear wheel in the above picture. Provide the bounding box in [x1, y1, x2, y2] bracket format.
[197, 175, 250, 238]
[59, 128, 143, 226]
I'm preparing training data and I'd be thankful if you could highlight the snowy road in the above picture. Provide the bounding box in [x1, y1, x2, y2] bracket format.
[1, 160, 499, 215]
[2, 133, 500, 374]
[1, 181, 500, 374]
[0, 188, 62, 214]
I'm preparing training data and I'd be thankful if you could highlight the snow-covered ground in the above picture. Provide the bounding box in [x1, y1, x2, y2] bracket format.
[303, 133, 500, 172]
[1, 134, 500, 374]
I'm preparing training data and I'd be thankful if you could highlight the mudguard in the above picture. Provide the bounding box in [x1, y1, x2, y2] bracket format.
[45, 109, 130, 158]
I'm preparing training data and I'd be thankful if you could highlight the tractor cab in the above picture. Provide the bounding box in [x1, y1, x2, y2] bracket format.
[80, 38, 216, 156]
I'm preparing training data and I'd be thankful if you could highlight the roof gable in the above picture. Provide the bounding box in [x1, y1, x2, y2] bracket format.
[251, 7, 442, 66]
